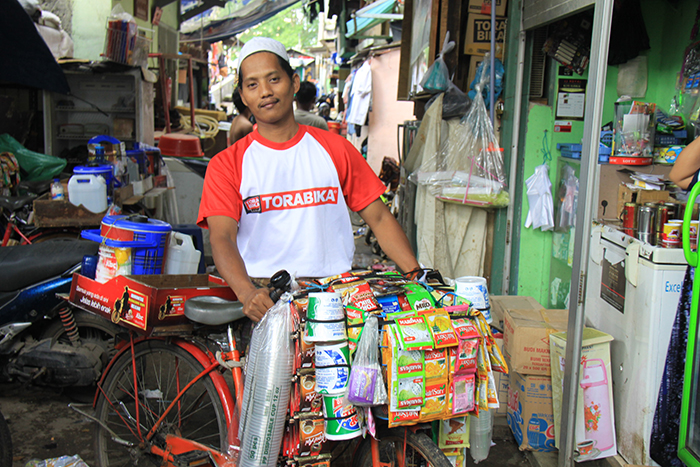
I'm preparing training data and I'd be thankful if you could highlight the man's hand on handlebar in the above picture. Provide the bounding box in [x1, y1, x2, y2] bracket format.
[239, 287, 275, 322]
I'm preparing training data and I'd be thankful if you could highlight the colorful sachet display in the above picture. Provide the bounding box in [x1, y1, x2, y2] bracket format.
[290, 270, 510, 455]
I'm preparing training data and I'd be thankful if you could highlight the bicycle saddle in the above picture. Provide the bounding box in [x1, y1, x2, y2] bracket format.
[0, 194, 36, 212]
[184, 296, 245, 326]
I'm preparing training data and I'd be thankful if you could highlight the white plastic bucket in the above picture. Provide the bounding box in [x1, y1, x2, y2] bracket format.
[164, 232, 201, 274]
[68, 174, 107, 213]
[314, 342, 350, 395]
[305, 320, 347, 343]
[307, 292, 344, 321]
[455, 276, 492, 323]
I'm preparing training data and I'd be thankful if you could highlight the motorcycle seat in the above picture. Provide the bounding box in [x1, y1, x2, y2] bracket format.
[0, 240, 98, 293]
[0, 194, 36, 212]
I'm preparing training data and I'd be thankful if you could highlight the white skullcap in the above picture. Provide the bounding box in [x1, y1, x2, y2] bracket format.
[237, 37, 289, 74]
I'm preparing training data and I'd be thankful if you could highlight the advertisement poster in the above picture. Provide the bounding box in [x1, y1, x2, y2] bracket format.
[556, 79, 587, 120]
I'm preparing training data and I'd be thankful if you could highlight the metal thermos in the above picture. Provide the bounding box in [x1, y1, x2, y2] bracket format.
[637, 206, 656, 244]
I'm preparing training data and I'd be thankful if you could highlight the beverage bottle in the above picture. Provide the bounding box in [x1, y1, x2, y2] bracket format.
[469, 410, 493, 463]
[51, 179, 65, 200]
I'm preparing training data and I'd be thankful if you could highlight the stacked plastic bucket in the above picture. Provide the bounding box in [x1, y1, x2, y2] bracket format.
[305, 292, 362, 441]
[81, 215, 171, 283]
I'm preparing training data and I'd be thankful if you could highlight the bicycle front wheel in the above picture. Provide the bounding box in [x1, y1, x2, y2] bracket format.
[352, 427, 452, 467]
[94, 340, 228, 467]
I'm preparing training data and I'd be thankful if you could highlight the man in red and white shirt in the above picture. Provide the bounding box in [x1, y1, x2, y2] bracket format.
[197, 37, 420, 321]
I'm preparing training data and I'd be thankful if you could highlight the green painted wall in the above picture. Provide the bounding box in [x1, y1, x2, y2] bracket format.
[514, 0, 698, 306]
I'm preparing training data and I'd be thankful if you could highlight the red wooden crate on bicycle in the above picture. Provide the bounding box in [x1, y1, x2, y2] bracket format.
[69, 273, 236, 334]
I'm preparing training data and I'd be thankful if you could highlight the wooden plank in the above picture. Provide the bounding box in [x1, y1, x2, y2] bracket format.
[397, 0, 414, 100]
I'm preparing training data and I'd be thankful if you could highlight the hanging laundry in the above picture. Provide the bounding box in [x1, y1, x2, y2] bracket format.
[346, 60, 372, 126]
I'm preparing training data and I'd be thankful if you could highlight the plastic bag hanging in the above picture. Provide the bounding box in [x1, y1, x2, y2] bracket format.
[524, 164, 554, 231]
[419, 32, 455, 94]
[347, 315, 387, 406]
[555, 164, 579, 231]
[410, 53, 509, 208]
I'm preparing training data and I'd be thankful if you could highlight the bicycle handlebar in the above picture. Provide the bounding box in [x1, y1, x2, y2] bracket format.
[268, 269, 292, 303]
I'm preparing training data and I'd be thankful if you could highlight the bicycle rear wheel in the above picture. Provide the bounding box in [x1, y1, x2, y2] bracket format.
[94, 340, 228, 467]
[352, 427, 451, 467]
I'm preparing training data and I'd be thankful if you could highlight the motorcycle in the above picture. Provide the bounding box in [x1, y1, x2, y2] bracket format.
[0, 240, 121, 388]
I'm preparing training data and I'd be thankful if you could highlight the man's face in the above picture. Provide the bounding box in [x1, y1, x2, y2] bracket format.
[239, 52, 300, 126]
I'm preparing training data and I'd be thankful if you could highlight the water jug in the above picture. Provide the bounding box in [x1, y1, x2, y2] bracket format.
[164, 232, 201, 274]
[68, 174, 107, 213]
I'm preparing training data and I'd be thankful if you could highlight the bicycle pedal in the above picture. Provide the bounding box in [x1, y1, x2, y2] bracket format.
[172, 450, 214, 467]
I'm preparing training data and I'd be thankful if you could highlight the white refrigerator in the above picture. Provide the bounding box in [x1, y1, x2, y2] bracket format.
[586, 223, 687, 465]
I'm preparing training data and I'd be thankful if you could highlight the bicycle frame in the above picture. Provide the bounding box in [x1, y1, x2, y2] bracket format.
[95, 332, 239, 465]
[1, 212, 32, 246]
[95, 327, 412, 467]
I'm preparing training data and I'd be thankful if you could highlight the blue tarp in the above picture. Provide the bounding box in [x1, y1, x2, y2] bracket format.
[345, 0, 396, 38]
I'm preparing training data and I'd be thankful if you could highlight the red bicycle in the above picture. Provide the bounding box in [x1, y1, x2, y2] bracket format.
[77, 275, 450, 467]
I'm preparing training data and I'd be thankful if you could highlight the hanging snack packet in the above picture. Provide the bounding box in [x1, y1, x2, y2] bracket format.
[397, 374, 425, 408]
[454, 338, 479, 375]
[420, 381, 448, 420]
[424, 348, 448, 382]
[487, 370, 500, 410]
[421, 309, 458, 348]
[402, 283, 436, 312]
[452, 374, 476, 415]
[451, 316, 481, 339]
[476, 372, 489, 412]
[395, 315, 433, 350]
[396, 348, 424, 376]
[330, 278, 382, 313]
[487, 336, 509, 374]
[438, 416, 470, 449]
[376, 294, 403, 314]
[345, 305, 367, 356]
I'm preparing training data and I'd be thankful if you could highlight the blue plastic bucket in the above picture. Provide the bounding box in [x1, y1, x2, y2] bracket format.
[81, 215, 172, 275]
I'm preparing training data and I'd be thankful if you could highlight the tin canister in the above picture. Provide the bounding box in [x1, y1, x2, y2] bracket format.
[661, 222, 681, 248]
[664, 202, 678, 220]
[655, 205, 669, 245]
[637, 206, 656, 244]
[307, 292, 344, 321]
[621, 202, 637, 237]
[321, 394, 362, 440]
[314, 342, 351, 395]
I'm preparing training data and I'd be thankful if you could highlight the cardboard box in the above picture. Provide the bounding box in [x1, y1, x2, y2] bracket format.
[490, 295, 543, 331]
[506, 372, 557, 451]
[616, 185, 670, 219]
[503, 308, 568, 375]
[468, 0, 508, 17]
[463, 14, 507, 57]
[550, 328, 616, 462]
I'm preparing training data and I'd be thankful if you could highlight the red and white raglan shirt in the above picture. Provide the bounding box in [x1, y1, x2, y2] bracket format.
[197, 125, 386, 278]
